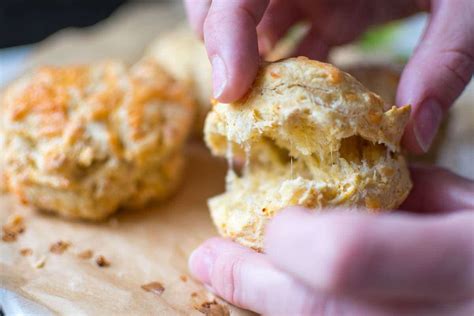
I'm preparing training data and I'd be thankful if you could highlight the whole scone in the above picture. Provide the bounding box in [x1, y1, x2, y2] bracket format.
[204, 57, 412, 250]
[148, 27, 212, 133]
[1, 58, 194, 220]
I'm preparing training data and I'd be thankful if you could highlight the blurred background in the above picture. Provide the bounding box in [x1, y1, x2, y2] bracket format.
[0, 0, 428, 87]
[0, 0, 128, 48]
[0, 0, 172, 86]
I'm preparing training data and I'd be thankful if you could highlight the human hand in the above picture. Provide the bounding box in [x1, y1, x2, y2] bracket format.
[189, 166, 474, 315]
[185, 0, 474, 154]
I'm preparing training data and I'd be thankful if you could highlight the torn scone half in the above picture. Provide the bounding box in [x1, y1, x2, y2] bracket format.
[204, 57, 412, 251]
[1, 58, 195, 221]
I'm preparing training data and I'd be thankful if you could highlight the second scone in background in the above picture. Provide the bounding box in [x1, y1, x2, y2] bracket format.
[0, 58, 195, 220]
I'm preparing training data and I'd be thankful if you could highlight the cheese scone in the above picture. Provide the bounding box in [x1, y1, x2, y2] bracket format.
[0, 58, 194, 220]
[205, 57, 412, 250]
[148, 27, 212, 134]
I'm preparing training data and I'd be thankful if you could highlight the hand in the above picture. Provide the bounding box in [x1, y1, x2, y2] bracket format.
[189, 166, 474, 315]
[185, 0, 474, 153]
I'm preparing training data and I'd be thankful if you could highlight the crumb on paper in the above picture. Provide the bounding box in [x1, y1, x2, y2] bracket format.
[77, 249, 93, 259]
[2, 231, 17, 242]
[49, 240, 71, 254]
[194, 300, 230, 316]
[141, 282, 165, 296]
[1, 214, 25, 242]
[108, 217, 119, 228]
[191, 292, 198, 298]
[180, 275, 188, 282]
[95, 255, 110, 267]
[20, 248, 33, 256]
[34, 256, 47, 269]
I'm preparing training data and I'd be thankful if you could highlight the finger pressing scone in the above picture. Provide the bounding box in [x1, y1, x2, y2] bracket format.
[0, 58, 195, 220]
[204, 57, 412, 250]
[147, 27, 212, 134]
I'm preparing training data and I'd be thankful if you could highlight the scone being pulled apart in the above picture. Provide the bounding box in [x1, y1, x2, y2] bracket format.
[205, 57, 412, 250]
[1, 58, 194, 220]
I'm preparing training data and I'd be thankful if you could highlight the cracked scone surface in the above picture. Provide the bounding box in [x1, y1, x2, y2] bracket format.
[204, 57, 412, 250]
[0, 58, 194, 220]
[344, 64, 401, 105]
[148, 27, 212, 133]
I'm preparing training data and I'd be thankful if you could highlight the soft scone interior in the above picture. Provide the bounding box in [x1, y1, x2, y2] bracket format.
[204, 57, 412, 250]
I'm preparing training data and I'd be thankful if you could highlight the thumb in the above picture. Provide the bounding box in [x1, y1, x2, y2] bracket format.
[397, 0, 474, 154]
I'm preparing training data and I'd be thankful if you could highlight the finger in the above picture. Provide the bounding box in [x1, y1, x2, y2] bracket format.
[189, 237, 323, 314]
[265, 208, 474, 302]
[293, 26, 330, 61]
[397, 0, 474, 153]
[184, 0, 211, 39]
[189, 238, 474, 315]
[256, 0, 300, 55]
[203, 0, 269, 102]
[402, 165, 474, 213]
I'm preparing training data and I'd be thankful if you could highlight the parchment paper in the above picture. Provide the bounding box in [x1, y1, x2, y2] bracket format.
[0, 0, 472, 314]
[0, 142, 251, 315]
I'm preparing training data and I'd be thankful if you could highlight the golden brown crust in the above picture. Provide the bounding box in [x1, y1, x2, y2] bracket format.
[204, 57, 412, 250]
[1, 59, 194, 220]
[206, 57, 410, 156]
[344, 64, 402, 104]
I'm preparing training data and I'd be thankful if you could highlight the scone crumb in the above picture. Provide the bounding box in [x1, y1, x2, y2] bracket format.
[49, 240, 71, 254]
[20, 248, 33, 256]
[191, 292, 198, 298]
[2, 214, 25, 242]
[194, 300, 230, 316]
[141, 282, 165, 296]
[34, 256, 47, 269]
[180, 275, 188, 282]
[95, 255, 110, 267]
[2, 230, 17, 242]
[77, 249, 93, 259]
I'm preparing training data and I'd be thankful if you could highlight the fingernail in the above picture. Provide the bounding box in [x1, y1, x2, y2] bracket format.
[414, 99, 443, 152]
[211, 55, 227, 99]
[189, 246, 215, 285]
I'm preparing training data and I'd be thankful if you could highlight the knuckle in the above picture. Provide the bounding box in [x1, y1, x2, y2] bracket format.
[203, 10, 219, 34]
[211, 254, 244, 305]
[439, 48, 474, 89]
[237, 0, 269, 23]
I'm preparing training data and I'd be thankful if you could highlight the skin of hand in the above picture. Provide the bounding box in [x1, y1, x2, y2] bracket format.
[185, 0, 474, 154]
[189, 166, 474, 315]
